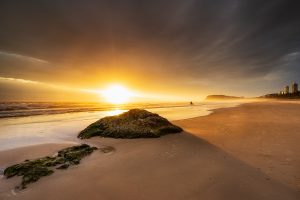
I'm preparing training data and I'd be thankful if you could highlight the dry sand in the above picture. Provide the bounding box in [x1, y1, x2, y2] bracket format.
[175, 101, 300, 190]
[0, 101, 299, 200]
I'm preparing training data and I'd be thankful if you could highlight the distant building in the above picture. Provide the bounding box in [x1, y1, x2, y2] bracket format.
[265, 82, 300, 98]
[284, 85, 289, 94]
[291, 82, 298, 93]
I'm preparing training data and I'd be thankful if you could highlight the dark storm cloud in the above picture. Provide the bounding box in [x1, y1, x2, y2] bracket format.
[0, 0, 300, 85]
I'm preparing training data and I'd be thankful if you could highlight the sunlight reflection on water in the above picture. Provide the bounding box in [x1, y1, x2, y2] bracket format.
[106, 108, 126, 116]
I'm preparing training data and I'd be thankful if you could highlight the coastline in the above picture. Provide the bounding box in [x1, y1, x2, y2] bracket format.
[0, 101, 299, 199]
[0, 101, 239, 151]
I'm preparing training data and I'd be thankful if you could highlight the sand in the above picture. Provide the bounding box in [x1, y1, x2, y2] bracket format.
[0, 101, 299, 200]
[175, 101, 300, 190]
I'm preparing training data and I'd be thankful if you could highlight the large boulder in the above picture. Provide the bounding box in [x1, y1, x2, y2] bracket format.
[78, 109, 183, 139]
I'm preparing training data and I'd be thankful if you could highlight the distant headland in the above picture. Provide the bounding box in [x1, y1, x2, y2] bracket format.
[205, 95, 244, 100]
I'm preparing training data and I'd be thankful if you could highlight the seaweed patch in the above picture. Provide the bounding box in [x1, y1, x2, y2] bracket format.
[4, 144, 97, 189]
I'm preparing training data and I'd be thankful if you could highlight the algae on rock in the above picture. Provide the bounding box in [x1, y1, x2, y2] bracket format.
[4, 144, 97, 189]
[78, 109, 183, 139]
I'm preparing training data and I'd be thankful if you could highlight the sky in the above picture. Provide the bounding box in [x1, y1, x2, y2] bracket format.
[0, 0, 300, 102]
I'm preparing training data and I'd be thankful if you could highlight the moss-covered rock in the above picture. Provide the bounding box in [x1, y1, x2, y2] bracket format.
[4, 144, 97, 189]
[78, 109, 183, 139]
[57, 144, 97, 165]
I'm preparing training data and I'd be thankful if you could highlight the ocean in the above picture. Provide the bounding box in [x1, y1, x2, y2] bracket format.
[0, 101, 240, 151]
[0, 101, 239, 119]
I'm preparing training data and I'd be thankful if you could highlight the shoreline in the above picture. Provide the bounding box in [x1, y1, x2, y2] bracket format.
[0, 101, 240, 151]
[0, 101, 299, 199]
[0, 101, 241, 119]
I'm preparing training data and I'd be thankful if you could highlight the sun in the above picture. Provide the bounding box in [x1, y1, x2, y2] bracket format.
[102, 85, 133, 104]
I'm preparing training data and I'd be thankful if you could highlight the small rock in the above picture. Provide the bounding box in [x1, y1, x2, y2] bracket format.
[99, 146, 115, 153]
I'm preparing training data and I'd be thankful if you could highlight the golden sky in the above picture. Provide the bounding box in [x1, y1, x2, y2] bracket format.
[1, 1, 299, 102]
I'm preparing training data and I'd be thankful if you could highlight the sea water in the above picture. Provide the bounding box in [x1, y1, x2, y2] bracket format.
[0, 101, 240, 151]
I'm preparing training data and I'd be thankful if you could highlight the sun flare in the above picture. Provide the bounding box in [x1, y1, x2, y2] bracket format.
[102, 85, 133, 104]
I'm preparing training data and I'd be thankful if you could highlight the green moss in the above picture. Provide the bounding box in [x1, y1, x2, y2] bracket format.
[56, 163, 70, 170]
[21, 167, 54, 189]
[4, 144, 97, 189]
[78, 109, 183, 139]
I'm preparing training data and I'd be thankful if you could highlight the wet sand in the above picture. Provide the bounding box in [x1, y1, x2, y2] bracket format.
[0, 101, 299, 200]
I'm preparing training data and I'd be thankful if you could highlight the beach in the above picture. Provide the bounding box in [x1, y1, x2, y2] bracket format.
[0, 101, 299, 200]
[0, 102, 239, 151]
